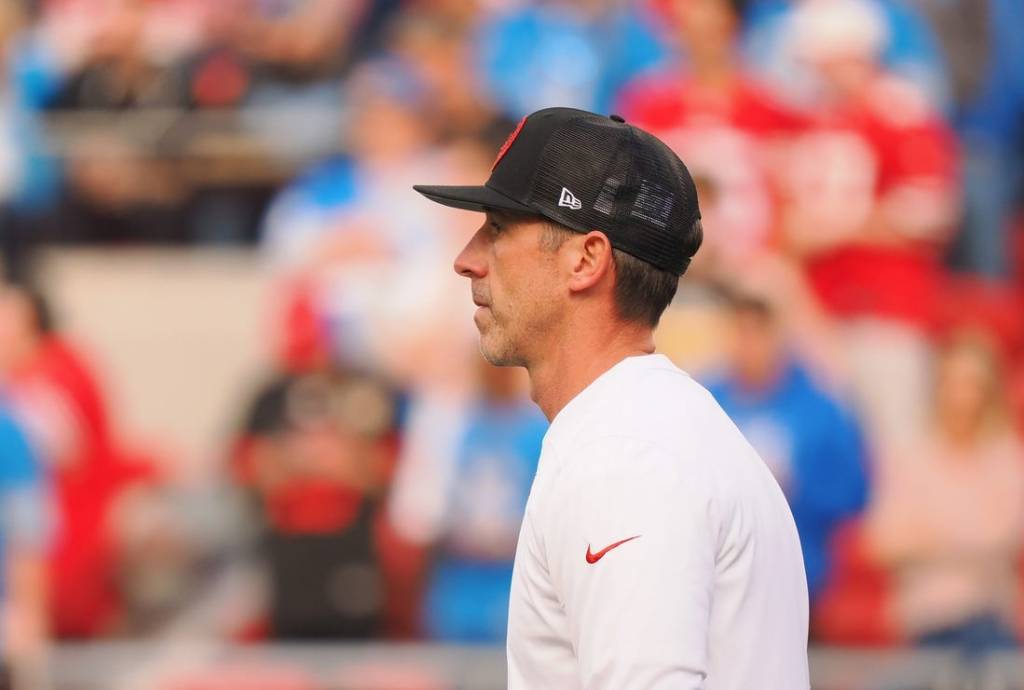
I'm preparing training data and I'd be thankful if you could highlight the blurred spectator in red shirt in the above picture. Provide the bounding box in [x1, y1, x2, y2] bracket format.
[618, 0, 806, 275]
[776, 0, 958, 449]
[233, 368, 414, 639]
[865, 330, 1024, 654]
[0, 282, 161, 638]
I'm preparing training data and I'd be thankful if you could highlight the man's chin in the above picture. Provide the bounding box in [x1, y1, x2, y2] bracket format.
[479, 337, 521, 368]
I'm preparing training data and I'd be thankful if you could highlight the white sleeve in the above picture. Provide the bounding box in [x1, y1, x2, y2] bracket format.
[548, 436, 717, 690]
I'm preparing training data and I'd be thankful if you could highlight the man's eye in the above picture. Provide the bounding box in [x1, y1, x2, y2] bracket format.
[489, 221, 503, 233]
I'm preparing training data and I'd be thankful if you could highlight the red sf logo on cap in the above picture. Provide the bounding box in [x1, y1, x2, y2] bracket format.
[492, 116, 527, 171]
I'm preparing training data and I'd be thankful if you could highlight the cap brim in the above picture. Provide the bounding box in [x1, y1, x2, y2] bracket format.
[413, 183, 536, 215]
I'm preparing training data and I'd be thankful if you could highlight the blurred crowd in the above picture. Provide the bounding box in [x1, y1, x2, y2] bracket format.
[0, 0, 1023, 686]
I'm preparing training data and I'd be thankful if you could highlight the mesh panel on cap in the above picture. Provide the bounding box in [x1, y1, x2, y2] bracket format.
[528, 116, 700, 275]
[632, 178, 674, 228]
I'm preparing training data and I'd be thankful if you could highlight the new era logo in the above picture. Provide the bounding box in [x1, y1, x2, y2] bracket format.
[558, 187, 582, 210]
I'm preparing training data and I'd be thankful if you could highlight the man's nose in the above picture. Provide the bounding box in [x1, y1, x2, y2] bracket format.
[454, 230, 487, 279]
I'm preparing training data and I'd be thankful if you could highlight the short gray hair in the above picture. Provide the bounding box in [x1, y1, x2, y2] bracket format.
[539, 220, 698, 327]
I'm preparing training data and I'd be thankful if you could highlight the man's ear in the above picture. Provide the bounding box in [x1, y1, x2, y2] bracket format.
[564, 231, 614, 294]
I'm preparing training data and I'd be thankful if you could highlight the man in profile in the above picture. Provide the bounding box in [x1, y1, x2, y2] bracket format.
[415, 107, 809, 689]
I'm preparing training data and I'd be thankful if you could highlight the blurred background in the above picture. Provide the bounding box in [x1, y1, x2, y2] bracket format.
[0, 0, 1021, 688]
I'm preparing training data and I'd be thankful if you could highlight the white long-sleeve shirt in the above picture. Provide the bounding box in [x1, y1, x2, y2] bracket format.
[507, 354, 809, 689]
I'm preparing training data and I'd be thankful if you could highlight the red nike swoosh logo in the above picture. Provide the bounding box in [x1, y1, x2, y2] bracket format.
[585, 535, 641, 564]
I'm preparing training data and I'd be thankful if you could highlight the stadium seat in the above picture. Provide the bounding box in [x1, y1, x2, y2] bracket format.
[811, 520, 901, 646]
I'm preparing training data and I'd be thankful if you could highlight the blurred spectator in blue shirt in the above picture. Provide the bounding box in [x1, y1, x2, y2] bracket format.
[422, 359, 547, 643]
[911, 0, 1024, 279]
[475, 0, 670, 119]
[0, 403, 52, 685]
[0, 3, 63, 275]
[704, 288, 869, 601]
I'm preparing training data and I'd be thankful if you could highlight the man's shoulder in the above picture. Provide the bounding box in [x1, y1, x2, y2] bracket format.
[591, 357, 722, 431]
[552, 360, 741, 469]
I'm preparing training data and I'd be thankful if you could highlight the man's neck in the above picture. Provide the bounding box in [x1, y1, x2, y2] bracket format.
[526, 322, 656, 421]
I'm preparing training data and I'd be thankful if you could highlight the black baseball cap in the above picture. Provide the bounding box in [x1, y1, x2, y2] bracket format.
[413, 107, 701, 275]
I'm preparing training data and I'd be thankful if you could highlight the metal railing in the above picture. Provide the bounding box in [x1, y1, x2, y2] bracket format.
[41, 642, 1024, 690]
[41, 107, 349, 186]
